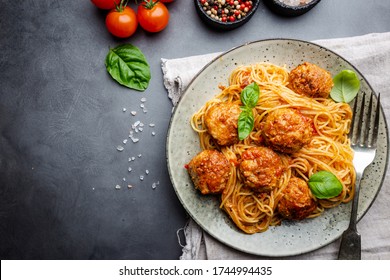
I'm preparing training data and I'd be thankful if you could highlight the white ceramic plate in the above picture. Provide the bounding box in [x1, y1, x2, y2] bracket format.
[166, 39, 388, 257]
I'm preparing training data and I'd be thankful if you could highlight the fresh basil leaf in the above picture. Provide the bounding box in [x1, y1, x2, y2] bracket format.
[238, 106, 254, 140]
[240, 82, 260, 108]
[330, 70, 360, 103]
[105, 44, 151, 91]
[308, 171, 343, 199]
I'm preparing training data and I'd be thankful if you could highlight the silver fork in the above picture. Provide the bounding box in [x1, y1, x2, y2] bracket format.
[338, 92, 381, 260]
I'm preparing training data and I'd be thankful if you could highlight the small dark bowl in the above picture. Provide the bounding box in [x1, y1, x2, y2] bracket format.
[194, 0, 260, 31]
[263, 0, 321, 17]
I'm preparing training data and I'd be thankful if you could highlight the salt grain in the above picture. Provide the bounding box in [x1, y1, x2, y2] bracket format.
[128, 167, 132, 172]
[145, 170, 149, 175]
[140, 97, 147, 103]
[149, 123, 155, 127]
[123, 139, 128, 144]
[138, 154, 142, 158]
[140, 175, 144, 181]
[127, 184, 133, 189]
[122, 108, 127, 112]
[116, 145, 124, 151]
[151, 131, 156, 136]
[131, 111, 137, 116]
[115, 185, 121, 190]
[132, 138, 139, 143]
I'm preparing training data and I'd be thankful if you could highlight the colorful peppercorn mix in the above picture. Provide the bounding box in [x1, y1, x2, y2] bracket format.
[199, 0, 254, 22]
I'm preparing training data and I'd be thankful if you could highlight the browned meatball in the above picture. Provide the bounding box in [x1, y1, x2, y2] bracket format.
[278, 177, 317, 220]
[287, 62, 334, 98]
[187, 150, 231, 195]
[262, 108, 313, 153]
[204, 102, 240, 146]
[239, 147, 285, 192]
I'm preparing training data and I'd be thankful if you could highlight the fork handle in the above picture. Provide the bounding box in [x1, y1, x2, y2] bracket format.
[338, 171, 363, 260]
[349, 171, 363, 231]
[338, 228, 361, 259]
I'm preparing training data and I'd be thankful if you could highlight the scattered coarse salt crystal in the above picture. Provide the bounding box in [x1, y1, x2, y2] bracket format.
[123, 139, 128, 144]
[132, 138, 139, 143]
[122, 108, 127, 112]
[123, 177, 126, 181]
[131, 111, 137, 116]
[140, 104, 145, 108]
[138, 154, 142, 158]
[151, 131, 156, 136]
[134, 120, 140, 127]
[127, 184, 133, 189]
[140, 97, 147, 103]
[128, 167, 132, 172]
[140, 175, 144, 181]
[131, 157, 135, 161]
[145, 170, 149, 175]
[116, 145, 124, 152]
[152, 181, 160, 189]
[139, 122, 144, 127]
[115, 185, 121, 190]
[143, 109, 148, 114]
[149, 123, 155, 127]
[138, 127, 143, 132]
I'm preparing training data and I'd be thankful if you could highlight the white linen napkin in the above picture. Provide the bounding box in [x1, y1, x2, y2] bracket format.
[162, 32, 390, 260]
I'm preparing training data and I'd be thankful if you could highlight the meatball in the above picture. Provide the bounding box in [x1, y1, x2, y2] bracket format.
[262, 108, 313, 153]
[187, 150, 231, 195]
[278, 177, 317, 220]
[204, 102, 240, 146]
[239, 147, 285, 192]
[287, 62, 334, 98]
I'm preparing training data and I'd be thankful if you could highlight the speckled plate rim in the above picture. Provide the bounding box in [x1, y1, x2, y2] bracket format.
[166, 38, 389, 257]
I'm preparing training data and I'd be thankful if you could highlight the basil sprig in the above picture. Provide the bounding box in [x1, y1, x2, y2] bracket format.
[105, 44, 151, 91]
[330, 69, 360, 103]
[308, 171, 343, 199]
[238, 82, 260, 140]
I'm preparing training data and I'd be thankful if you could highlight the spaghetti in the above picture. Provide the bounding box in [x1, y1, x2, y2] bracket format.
[190, 62, 355, 234]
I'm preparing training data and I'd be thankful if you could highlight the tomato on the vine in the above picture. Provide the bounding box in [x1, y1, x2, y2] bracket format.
[137, 0, 170, 33]
[91, 0, 121, 10]
[106, 5, 138, 38]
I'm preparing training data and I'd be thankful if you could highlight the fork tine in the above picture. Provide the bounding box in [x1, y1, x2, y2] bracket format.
[363, 93, 374, 147]
[349, 94, 360, 145]
[371, 93, 381, 148]
[355, 93, 366, 147]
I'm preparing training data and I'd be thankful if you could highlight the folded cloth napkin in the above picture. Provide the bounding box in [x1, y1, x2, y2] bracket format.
[161, 32, 390, 260]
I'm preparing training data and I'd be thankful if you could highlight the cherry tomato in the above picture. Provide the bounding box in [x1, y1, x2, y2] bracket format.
[91, 0, 121, 10]
[137, 1, 170, 33]
[106, 6, 138, 38]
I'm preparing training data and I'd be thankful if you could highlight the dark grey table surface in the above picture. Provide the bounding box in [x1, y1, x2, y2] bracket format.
[1, 0, 389, 260]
